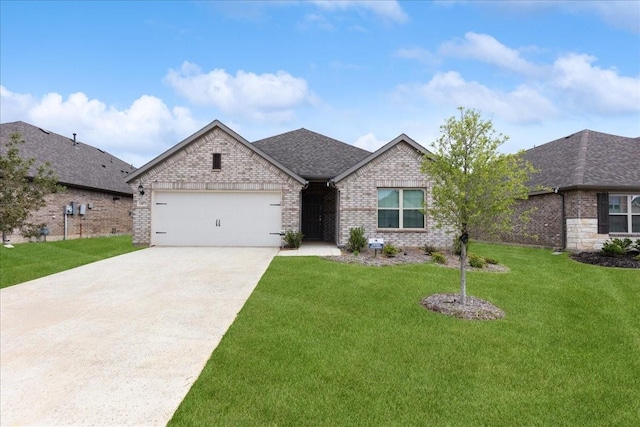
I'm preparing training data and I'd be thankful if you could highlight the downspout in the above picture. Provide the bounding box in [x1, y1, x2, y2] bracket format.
[554, 187, 565, 250]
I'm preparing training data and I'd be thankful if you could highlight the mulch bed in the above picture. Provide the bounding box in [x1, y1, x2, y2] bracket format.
[570, 252, 640, 269]
[326, 247, 509, 272]
[421, 293, 505, 320]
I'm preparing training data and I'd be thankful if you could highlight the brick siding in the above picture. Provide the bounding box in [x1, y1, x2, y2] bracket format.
[335, 142, 453, 248]
[130, 127, 304, 246]
[5, 187, 133, 243]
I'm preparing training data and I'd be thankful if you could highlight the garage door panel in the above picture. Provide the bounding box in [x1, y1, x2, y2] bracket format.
[152, 192, 282, 247]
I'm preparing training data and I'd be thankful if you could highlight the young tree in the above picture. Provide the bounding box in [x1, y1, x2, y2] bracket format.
[0, 132, 62, 243]
[422, 107, 534, 305]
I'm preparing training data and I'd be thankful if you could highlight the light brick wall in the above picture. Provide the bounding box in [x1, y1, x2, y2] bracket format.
[129, 127, 304, 246]
[335, 142, 453, 248]
[4, 187, 133, 243]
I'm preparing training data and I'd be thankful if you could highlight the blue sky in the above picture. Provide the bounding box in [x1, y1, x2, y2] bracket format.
[1, 1, 639, 167]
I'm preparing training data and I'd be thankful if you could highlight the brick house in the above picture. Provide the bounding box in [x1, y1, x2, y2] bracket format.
[1, 121, 135, 243]
[126, 120, 453, 248]
[499, 129, 639, 251]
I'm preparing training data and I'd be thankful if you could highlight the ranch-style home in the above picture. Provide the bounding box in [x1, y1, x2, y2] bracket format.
[0, 121, 135, 243]
[499, 129, 639, 251]
[126, 120, 453, 248]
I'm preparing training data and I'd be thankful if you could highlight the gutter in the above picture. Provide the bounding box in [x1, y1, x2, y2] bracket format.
[554, 187, 566, 250]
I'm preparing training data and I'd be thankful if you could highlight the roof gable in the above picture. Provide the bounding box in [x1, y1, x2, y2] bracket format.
[332, 134, 431, 183]
[253, 128, 371, 180]
[126, 120, 306, 185]
[525, 129, 640, 191]
[0, 121, 135, 195]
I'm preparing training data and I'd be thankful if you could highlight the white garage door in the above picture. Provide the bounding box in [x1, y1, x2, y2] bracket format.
[152, 191, 282, 247]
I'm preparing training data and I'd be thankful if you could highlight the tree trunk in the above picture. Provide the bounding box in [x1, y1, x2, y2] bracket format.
[460, 240, 467, 306]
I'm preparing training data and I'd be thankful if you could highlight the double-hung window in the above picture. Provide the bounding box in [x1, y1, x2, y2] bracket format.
[609, 194, 640, 233]
[377, 189, 425, 229]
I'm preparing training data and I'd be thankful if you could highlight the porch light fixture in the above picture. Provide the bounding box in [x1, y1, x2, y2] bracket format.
[138, 184, 145, 195]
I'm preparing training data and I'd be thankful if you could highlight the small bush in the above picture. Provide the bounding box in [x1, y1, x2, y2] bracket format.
[283, 230, 303, 249]
[382, 243, 400, 257]
[423, 244, 438, 255]
[469, 254, 486, 268]
[635, 254, 640, 261]
[347, 227, 367, 253]
[431, 252, 446, 264]
[601, 238, 630, 257]
[635, 239, 640, 250]
[353, 250, 360, 256]
[453, 237, 462, 255]
[484, 257, 499, 265]
[20, 222, 47, 240]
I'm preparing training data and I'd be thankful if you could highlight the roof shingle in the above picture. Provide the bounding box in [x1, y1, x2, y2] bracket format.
[1, 121, 135, 195]
[253, 128, 371, 179]
[524, 129, 640, 191]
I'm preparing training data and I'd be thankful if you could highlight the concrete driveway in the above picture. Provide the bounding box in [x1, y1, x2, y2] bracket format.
[0, 246, 278, 426]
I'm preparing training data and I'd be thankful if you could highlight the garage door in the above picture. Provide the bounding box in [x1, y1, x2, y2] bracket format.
[152, 191, 282, 247]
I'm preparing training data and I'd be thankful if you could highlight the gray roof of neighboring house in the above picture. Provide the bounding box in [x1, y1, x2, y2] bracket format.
[1, 121, 135, 195]
[253, 128, 371, 180]
[525, 129, 640, 192]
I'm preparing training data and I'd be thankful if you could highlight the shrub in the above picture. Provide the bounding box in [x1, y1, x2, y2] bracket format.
[601, 238, 630, 257]
[382, 243, 400, 257]
[346, 227, 367, 253]
[423, 244, 438, 255]
[484, 257, 499, 265]
[635, 239, 640, 250]
[283, 230, 303, 249]
[453, 237, 462, 255]
[635, 254, 640, 262]
[431, 252, 446, 264]
[20, 222, 47, 240]
[469, 254, 486, 268]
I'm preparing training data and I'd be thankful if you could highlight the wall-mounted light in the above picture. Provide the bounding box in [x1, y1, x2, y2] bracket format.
[138, 184, 145, 195]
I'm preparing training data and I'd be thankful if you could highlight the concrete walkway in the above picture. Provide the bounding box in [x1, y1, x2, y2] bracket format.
[0, 247, 277, 426]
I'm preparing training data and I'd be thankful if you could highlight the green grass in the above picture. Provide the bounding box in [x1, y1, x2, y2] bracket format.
[170, 243, 640, 426]
[0, 235, 142, 288]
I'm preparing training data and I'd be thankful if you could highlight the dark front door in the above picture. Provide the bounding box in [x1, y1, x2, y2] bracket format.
[302, 195, 323, 240]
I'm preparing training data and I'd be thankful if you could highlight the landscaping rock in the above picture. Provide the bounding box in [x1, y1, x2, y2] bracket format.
[421, 293, 505, 321]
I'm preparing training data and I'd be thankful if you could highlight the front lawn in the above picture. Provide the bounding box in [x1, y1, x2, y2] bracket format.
[0, 235, 142, 288]
[170, 243, 639, 426]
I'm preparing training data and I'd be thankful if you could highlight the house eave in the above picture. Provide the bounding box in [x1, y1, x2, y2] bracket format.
[126, 120, 307, 186]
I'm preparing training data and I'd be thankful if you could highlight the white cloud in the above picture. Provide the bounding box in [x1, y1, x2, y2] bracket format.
[397, 33, 640, 124]
[395, 47, 438, 66]
[551, 53, 640, 114]
[439, 32, 540, 76]
[353, 132, 387, 151]
[0, 86, 200, 167]
[399, 71, 556, 123]
[311, 0, 408, 23]
[164, 61, 314, 121]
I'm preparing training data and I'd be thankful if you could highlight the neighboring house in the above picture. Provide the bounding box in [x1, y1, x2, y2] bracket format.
[499, 129, 639, 251]
[126, 120, 453, 248]
[0, 121, 135, 243]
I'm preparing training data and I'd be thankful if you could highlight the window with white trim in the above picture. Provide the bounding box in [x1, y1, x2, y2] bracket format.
[377, 189, 425, 229]
[609, 194, 640, 233]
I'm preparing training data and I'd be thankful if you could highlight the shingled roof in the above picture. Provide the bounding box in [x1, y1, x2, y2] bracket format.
[253, 128, 371, 179]
[525, 129, 640, 192]
[1, 121, 135, 195]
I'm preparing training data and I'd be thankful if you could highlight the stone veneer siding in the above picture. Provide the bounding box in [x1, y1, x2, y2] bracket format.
[5, 187, 133, 243]
[495, 190, 614, 251]
[129, 127, 304, 246]
[335, 142, 453, 248]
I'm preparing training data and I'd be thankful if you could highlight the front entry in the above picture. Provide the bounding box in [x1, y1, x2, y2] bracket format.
[302, 195, 323, 240]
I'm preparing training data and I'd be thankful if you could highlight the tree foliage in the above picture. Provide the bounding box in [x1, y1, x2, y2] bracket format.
[422, 107, 534, 304]
[0, 132, 62, 241]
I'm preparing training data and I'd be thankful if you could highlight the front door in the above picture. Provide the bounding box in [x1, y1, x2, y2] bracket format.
[302, 195, 323, 240]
